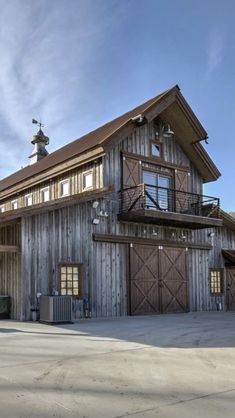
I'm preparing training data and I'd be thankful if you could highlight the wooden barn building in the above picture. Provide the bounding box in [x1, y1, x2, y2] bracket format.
[0, 85, 235, 320]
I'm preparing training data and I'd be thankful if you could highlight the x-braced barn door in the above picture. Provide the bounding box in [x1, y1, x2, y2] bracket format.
[129, 244, 188, 315]
[226, 268, 235, 310]
[159, 246, 188, 313]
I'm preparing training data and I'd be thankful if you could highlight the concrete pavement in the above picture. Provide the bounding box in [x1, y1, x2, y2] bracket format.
[0, 312, 235, 417]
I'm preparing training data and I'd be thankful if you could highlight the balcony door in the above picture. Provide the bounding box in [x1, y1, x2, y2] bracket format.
[143, 171, 171, 210]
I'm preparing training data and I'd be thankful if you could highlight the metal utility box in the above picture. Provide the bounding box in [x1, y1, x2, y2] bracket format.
[39, 296, 73, 324]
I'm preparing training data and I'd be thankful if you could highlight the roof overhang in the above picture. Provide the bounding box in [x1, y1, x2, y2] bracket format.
[222, 249, 235, 265]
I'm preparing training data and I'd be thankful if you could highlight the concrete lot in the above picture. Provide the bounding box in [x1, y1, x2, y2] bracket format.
[0, 312, 235, 418]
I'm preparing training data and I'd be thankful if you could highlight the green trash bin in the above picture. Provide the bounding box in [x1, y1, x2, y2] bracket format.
[0, 296, 10, 319]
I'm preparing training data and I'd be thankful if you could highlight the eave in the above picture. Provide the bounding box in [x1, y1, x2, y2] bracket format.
[0, 147, 105, 199]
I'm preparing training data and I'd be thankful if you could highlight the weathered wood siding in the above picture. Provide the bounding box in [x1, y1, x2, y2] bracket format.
[104, 120, 203, 194]
[21, 201, 128, 320]
[0, 159, 103, 212]
[0, 223, 21, 319]
[4, 119, 231, 320]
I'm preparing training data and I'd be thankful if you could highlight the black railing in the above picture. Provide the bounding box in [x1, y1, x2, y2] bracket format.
[119, 184, 220, 218]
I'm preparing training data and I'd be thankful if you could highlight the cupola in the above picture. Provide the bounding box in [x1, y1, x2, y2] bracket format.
[29, 120, 49, 165]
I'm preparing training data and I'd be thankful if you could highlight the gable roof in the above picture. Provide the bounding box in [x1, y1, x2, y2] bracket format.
[220, 209, 235, 232]
[0, 85, 220, 195]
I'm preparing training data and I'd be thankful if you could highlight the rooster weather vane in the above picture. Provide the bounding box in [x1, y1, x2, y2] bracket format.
[32, 118, 44, 130]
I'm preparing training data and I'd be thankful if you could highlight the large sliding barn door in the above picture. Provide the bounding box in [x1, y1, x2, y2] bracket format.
[130, 245, 160, 314]
[226, 268, 235, 310]
[159, 247, 188, 313]
[130, 244, 188, 315]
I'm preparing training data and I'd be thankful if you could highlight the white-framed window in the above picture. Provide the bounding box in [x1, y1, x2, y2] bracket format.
[0, 205, 5, 213]
[59, 179, 70, 197]
[41, 187, 50, 202]
[11, 200, 18, 210]
[82, 170, 93, 191]
[25, 193, 33, 206]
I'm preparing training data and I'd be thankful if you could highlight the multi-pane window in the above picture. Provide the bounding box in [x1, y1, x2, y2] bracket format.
[25, 194, 33, 206]
[60, 180, 70, 197]
[60, 264, 81, 297]
[210, 269, 224, 295]
[83, 170, 93, 190]
[11, 200, 18, 210]
[143, 171, 171, 210]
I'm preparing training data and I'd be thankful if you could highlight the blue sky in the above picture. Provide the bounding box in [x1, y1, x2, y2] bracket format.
[0, 0, 234, 210]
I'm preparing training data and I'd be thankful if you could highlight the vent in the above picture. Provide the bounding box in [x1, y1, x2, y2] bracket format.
[40, 296, 73, 323]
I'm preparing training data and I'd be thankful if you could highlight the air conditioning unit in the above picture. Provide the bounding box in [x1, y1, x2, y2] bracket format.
[40, 296, 73, 324]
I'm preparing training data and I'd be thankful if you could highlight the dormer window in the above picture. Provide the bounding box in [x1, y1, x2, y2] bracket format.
[82, 170, 93, 191]
[11, 200, 18, 210]
[41, 187, 50, 202]
[25, 193, 33, 206]
[150, 141, 163, 159]
[59, 179, 70, 197]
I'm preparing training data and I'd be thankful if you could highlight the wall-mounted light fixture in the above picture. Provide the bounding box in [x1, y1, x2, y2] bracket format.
[155, 123, 174, 139]
[92, 200, 99, 209]
[131, 114, 147, 126]
[98, 210, 109, 218]
[92, 218, 100, 225]
[152, 228, 158, 236]
[208, 232, 215, 237]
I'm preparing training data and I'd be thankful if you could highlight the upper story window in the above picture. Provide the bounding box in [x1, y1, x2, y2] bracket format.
[150, 141, 163, 159]
[83, 170, 93, 191]
[210, 269, 224, 295]
[59, 179, 70, 197]
[11, 200, 18, 210]
[0, 205, 5, 213]
[25, 193, 33, 206]
[41, 187, 50, 202]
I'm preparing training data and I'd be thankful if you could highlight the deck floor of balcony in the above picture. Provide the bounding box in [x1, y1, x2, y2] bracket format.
[118, 209, 222, 229]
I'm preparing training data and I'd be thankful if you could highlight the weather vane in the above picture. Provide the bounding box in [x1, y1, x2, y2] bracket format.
[32, 118, 44, 129]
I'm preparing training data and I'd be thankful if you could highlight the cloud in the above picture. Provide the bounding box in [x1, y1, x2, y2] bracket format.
[206, 29, 225, 76]
[0, 0, 109, 178]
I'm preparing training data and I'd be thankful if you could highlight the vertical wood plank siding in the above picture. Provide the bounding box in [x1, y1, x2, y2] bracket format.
[4, 120, 234, 320]
[0, 223, 21, 319]
[0, 160, 103, 212]
[21, 203, 128, 320]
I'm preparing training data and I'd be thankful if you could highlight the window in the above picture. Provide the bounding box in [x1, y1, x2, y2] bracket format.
[41, 187, 50, 202]
[59, 180, 70, 197]
[83, 170, 93, 190]
[25, 193, 33, 206]
[59, 264, 82, 297]
[210, 269, 224, 295]
[11, 200, 18, 210]
[0, 205, 5, 213]
[143, 171, 171, 210]
[150, 141, 163, 158]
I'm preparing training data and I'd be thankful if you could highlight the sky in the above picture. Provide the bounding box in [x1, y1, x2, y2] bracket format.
[0, 0, 234, 210]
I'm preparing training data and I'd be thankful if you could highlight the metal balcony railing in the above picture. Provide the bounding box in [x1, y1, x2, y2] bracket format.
[118, 184, 220, 218]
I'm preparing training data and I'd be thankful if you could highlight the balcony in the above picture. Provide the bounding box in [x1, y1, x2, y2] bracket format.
[118, 184, 222, 229]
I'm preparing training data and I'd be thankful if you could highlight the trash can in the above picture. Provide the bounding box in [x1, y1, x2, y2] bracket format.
[0, 296, 10, 319]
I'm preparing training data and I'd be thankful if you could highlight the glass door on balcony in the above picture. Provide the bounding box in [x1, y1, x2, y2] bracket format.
[143, 171, 171, 210]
